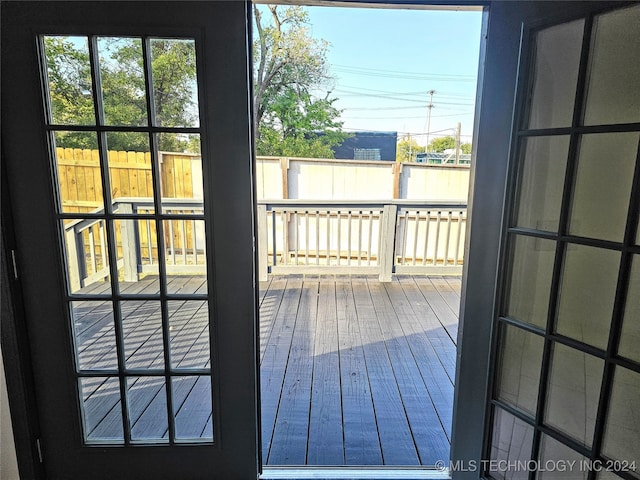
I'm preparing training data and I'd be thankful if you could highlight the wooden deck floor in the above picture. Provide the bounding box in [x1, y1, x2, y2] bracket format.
[76, 274, 459, 465]
[259, 275, 458, 466]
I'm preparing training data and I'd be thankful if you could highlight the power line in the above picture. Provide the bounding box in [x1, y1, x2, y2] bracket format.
[333, 88, 474, 106]
[332, 64, 476, 82]
[341, 112, 473, 120]
[336, 84, 475, 100]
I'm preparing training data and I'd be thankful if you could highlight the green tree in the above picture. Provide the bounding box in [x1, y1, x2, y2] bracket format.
[253, 5, 349, 157]
[428, 135, 472, 154]
[428, 135, 456, 152]
[44, 36, 199, 153]
[396, 136, 423, 163]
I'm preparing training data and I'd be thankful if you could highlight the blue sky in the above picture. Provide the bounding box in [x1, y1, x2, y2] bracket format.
[300, 5, 483, 145]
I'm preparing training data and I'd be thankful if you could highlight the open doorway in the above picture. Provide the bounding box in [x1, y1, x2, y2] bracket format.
[253, 2, 483, 469]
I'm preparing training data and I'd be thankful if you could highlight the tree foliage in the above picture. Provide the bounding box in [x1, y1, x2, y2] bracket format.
[428, 135, 471, 154]
[396, 136, 423, 163]
[45, 36, 199, 153]
[253, 5, 349, 157]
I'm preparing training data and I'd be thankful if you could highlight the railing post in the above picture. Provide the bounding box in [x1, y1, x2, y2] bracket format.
[65, 227, 85, 291]
[118, 202, 140, 282]
[257, 204, 268, 282]
[379, 204, 397, 282]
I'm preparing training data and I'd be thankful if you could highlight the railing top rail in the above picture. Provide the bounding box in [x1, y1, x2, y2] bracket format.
[255, 155, 471, 169]
[259, 199, 467, 209]
[63, 198, 467, 233]
[113, 197, 204, 209]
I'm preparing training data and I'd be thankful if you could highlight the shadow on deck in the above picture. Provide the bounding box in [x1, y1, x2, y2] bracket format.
[75, 274, 459, 466]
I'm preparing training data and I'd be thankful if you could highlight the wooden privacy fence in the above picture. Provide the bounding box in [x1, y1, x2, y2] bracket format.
[55, 147, 198, 213]
[63, 198, 467, 291]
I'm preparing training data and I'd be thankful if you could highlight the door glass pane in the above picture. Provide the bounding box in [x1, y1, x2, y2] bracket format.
[490, 407, 534, 480]
[545, 343, 603, 447]
[158, 133, 203, 215]
[73, 300, 118, 371]
[173, 376, 213, 441]
[122, 301, 164, 370]
[583, 5, 640, 125]
[127, 376, 169, 443]
[150, 39, 199, 128]
[527, 20, 584, 129]
[43, 36, 95, 126]
[556, 244, 619, 349]
[106, 131, 153, 208]
[163, 220, 207, 294]
[496, 324, 544, 415]
[602, 366, 640, 467]
[515, 136, 570, 232]
[619, 255, 640, 363]
[568, 133, 639, 242]
[169, 301, 209, 369]
[81, 377, 124, 443]
[62, 218, 112, 295]
[538, 434, 589, 480]
[506, 235, 556, 329]
[97, 37, 148, 126]
[114, 219, 161, 293]
[53, 131, 102, 214]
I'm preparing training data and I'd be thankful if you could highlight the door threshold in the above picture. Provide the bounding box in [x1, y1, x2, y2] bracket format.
[260, 467, 450, 479]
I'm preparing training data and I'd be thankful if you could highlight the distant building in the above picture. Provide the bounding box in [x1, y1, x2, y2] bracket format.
[332, 131, 397, 161]
[416, 150, 471, 165]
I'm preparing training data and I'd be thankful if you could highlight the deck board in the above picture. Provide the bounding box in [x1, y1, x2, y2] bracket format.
[351, 276, 419, 465]
[268, 276, 319, 464]
[75, 274, 459, 465]
[307, 277, 344, 465]
[260, 276, 303, 460]
[336, 277, 382, 465]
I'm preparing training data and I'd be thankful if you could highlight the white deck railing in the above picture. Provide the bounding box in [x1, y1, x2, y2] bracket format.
[64, 198, 466, 290]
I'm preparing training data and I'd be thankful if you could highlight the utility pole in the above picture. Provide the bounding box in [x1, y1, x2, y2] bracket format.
[455, 122, 461, 165]
[425, 90, 436, 154]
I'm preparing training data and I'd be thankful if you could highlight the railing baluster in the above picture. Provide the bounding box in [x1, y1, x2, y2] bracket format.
[455, 210, 463, 266]
[282, 211, 288, 266]
[99, 220, 107, 272]
[434, 211, 442, 267]
[367, 211, 373, 266]
[347, 211, 352, 266]
[357, 211, 363, 266]
[192, 219, 197, 264]
[377, 211, 383, 266]
[315, 211, 320, 265]
[88, 227, 97, 275]
[444, 211, 453, 266]
[294, 211, 299, 265]
[422, 211, 430, 266]
[169, 217, 176, 265]
[305, 212, 309, 266]
[400, 210, 409, 265]
[336, 211, 341, 266]
[326, 211, 331, 266]
[181, 216, 187, 266]
[271, 210, 277, 267]
[412, 210, 419, 266]
[146, 218, 153, 264]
